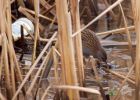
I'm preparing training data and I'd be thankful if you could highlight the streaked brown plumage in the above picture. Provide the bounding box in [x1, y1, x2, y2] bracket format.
[82, 29, 107, 62]
[45, 28, 107, 62]
[35, 29, 107, 79]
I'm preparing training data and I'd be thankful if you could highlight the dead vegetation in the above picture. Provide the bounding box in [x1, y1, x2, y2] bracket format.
[0, 0, 139, 100]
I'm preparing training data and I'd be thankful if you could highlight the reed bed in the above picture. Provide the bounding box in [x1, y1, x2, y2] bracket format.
[0, 0, 138, 100]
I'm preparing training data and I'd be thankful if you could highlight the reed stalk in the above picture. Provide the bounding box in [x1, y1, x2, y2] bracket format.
[132, 0, 140, 99]
[32, 0, 40, 63]
[56, 0, 80, 99]
[70, 0, 84, 87]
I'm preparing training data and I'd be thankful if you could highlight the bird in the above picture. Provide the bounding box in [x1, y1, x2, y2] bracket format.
[81, 29, 107, 63]
[44, 28, 107, 68]
[81, 29, 110, 100]
[39, 28, 108, 79]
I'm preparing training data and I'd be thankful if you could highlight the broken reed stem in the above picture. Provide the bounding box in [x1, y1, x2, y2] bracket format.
[6, 0, 26, 98]
[113, 63, 135, 100]
[0, 1, 12, 99]
[9, 43, 24, 83]
[53, 47, 59, 83]
[118, 72, 135, 81]
[6, 0, 16, 98]
[72, 0, 124, 37]
[26, 48, 52, 95]
[103, 68, 135, 85]
[56, 0, 80, 99]
[18, 7, 44, 31]
[70, 0, 84, 87]
[40, 0, 56, 16]
[119, 3, 134, 62]
[19, 6, 54, 22]
[5, 0, 24, 88]
[8, 44, 16, 98]
[96, 26, 135, 36]
[32, 0, 40, 63]
[12, 32, 57, 100]
[53, 85, 100, 95]
[132, 0, 140, 99]
[3, 34, 12, 99]
[4, 26, 24, 92]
